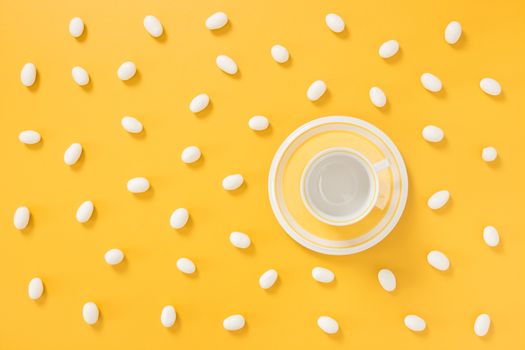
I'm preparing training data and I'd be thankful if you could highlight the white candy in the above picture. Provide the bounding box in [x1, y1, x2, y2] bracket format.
[161, 305, 177, 327]
[72, 66, 89, 86]
[404, 315, 426, 332]
[259, 269, 278, 290]
[369, 86, 387, 107]
[312, 267, 334, 283]
[216, 55, 238, 75]
[248, 116, 269, 131]
[121, 116, 143, 133]
[19, 130, 41, 145]
[427, 190, 450, 210]
[483, 226, 500, 247]
[378, 40, 399, 59]
[14, 206, 30, 230]
[420, 73, 442, 92]
[427, 250, 450, 271]
[76, 200, 94, 223]
[445, 21, 462, 44]
[64, 143, 83, 165]
[307, 80, 327, 101]
[325, 14, 345, 33]
[20, 63, 37, 87]
[229, 231, 251, 249]
[117, 61, 137, 81]
[189, 93, 210, 113]
[127, 177, 150, 193]
[206, 12, 228, 30]
[222, 174, 244, 191]
[69, 17, 84, 38]
[143, 15, 163, 38]
[480, 78, 501, 96]
[317, 316, 339, 334]
[181, 146, 201, 164]
[482, 146, 497, 162]
[28, 277, 44, 300]
[170, 208, 189, 229]
[474, 314, 491, 337]
[377, 268, 396, 292]
[104, 248, 124, 265]
[176, 257, 196, 274]
[422, 125, 444, 143]
[82, 302, 99, 325]
[271, 45, 289, 63]
[223, 314, 245, 331]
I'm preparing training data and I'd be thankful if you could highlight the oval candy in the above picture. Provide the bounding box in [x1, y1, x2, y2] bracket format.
[19, 130, 41, 145]
[312, 267, 335, 284]
[82, 302, 99, 325]
[189, 93, 210, 113]
[64, 143, 83, 165]
[161, 305, 177, 327]
[229, 231, 251, 249]
[483, 226, 500, 247]
[28, 277, 44, 300]
[143, 15, 163, 38]
[222, 174, 244, 191]
[369, 86, 387, 107]
[181, 146, 201, 164]
[127, 177, 150, 193]
[206, 12, 228, 30]
[271, 44, 289, 63]
[480, 78, 501, 96]
[121, 116, 143, 133]
[69, 17, 84, 38]
[259, 269, 278, 290]
[420, 73, 443, 92]
[378, 268, 396, 292]
[76, 200, 94, 223]
[104, 248, 124, 265]
[445, 21, 462, 44]
[325, 14, 345, 33]
[20, 63, 37, 87]
[14, 206, 30, 230]
[474, 314, 491, 337]
[223, 314, 245, 331]
[427, 190, 450, 210]
[72, 66, 89, 86]
[176, 257, 196, 274]
[307, 80, 327, 101]
[317, 316, 339, 334]
[216, 55, 238, 75]
[422, 125, 444, 143]
[482, 146, 497, 162]
[170, 208, 189, 229]
[404, 315, 426, 332]
[378, 40, 399, 59]
[117, 61, 137, 81]
[427, 250, 450, 271]
[248, 115, 269, 131]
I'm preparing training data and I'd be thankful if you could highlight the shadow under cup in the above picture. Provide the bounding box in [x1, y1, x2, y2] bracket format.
[301, 148, 379, 226]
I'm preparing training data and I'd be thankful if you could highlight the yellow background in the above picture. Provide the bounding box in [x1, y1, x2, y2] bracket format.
[1, 0, 524, 348]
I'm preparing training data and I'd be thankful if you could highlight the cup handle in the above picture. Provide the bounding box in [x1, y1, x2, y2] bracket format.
[373, 159, 390, 209]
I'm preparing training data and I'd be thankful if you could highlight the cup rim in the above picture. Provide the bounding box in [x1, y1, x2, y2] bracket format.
[300, 147, 380, 226]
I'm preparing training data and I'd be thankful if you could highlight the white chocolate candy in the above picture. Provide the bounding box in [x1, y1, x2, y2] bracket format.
[369, 86, 387, 107]
[427, 190, 450, 210]
[143, 15, 163, 38]
[474, 314, 491, 337]
[317, 316, 339, 334]
[271, 44, 289, 63]
[14, 206, 30, 230]
[229, 231, 251, 249]
[259, 269, 278, 290]
[483, 226, 500, 247]
[206, 12, 228, 30]
[482, 146, 497, 162]
[161, 305, 177, 327]
[248, 116, 269, 131]
[222, 174, 244, 191]
[64, 143, 83, 165]
[420, 73, 442, 92]
[176, 257, 196, 274]
[189, 93, 210, 113]
[20, 63, 37, 87]
[378, 40, 399, 59]
[325, 14, 345, 33]
[71, 66, 89, 86]
[427, 250, 450, 271]
[312, 267, 334, 283]
[422, 125, 444, 143]
[76, 201, 94, 223]
[181, 146, 201, 164]
[223, 314, 245, 331]
[480, 78, 501, 96]
[69, 17, 84, 38]
[121, 116, 143, 133]
[82, 302, 99, 325]
[307, 80, 327, 101]
[170, 208, 189, 229]
[28, 277, 44, 300]
[445, 21, 462, 44]
[117, 61, 137, 81]
[19, 130, 41, 145]
[377, 268, 396, 292]
[216, 55, 238, 75]
[127, 177, 150, 193]
[104, 249, 124, 265]
[404, 315, 426, 332]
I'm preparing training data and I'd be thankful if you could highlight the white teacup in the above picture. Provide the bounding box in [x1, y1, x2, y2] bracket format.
[301, 147, 390, 226]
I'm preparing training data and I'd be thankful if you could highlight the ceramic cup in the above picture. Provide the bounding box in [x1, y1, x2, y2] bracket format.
[301, 147, 390, 226]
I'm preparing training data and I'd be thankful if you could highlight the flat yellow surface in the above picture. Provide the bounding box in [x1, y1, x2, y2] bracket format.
[1, 0, 524, 349]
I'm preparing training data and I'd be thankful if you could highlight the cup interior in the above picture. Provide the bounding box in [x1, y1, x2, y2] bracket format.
[302, 148, 377, 225]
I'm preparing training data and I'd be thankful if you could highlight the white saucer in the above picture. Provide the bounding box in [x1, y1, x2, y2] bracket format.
[268, 116, 408, 255]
